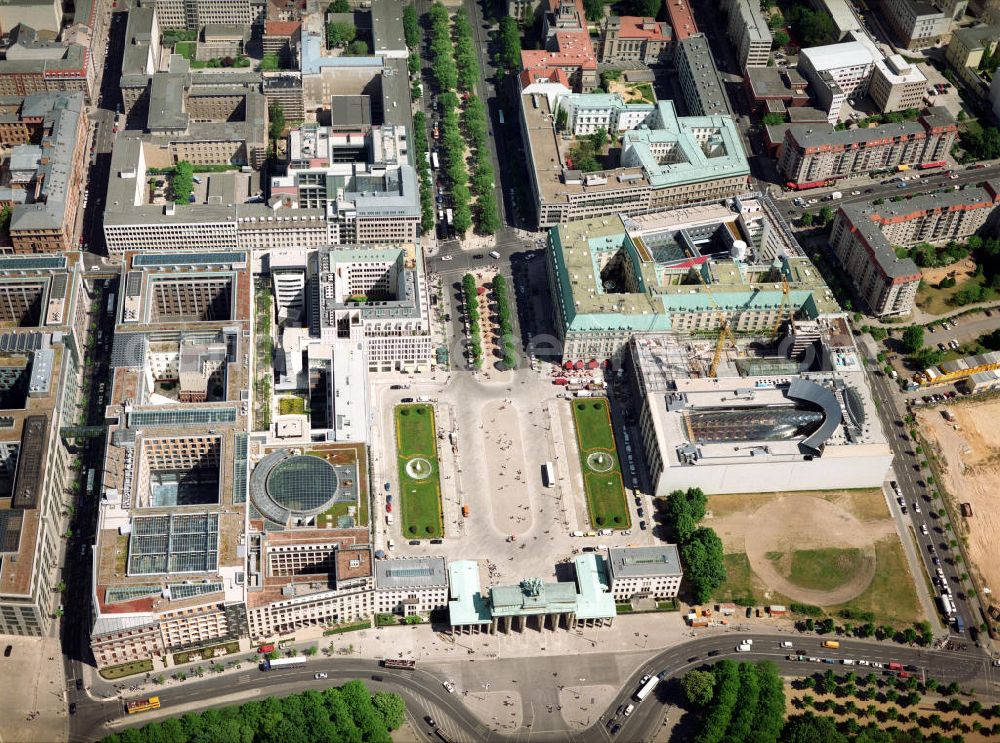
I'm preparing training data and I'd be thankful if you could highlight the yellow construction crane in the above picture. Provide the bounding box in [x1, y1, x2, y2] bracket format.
[689, 265, 734, 378]
[770, 278, 790, 340]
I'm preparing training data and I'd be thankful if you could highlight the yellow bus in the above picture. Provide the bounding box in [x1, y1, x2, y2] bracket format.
[822, 640, 840, 649]
[125, 697, 161, 715]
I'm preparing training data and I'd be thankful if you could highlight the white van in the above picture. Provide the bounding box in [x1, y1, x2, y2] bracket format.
[736, 643, 752, 652]
[488, 250, 500, 259]
[570, 531, 584, 537]
[386, 513, 394, 525]
[780, 641, 793, 648]
[623, 704, 635, 716]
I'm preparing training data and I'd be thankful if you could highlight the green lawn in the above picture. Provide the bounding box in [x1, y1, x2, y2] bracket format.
[715, 552, 757, 606]
[99, 659, 153, 679]
[570, 398, 629, 529]
[769, 547, 868, 592]
[174, 41, 195, 60]
[395, 404, 443, 538]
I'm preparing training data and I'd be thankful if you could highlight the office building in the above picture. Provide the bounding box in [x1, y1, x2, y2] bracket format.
[722, 0, 772, 68]
[375, 557, 449, 616]
[153, 0, 262, 31]
[0, 254, 84, 637]
[946, 25, 1000, 86]
[799, 41, 875, 122]
[194, 25, 246, 61]
[545, 195, 839, 363]
[629, 322, 893, 495]
[868, 53, 927, 112]
[665, 0, 699, 41]
[0, 0, 62, 35]
[5, 92, 88, 253]
[262, 74, 304, 121]
[881, 0, 965, 49]
[829, 182, 1000, 316]
[777, 108, 957, 187]
[520, 94, 750, 228]
[262, 20, 301, 68]
[743, 66, 811, 113]
[596, 16, 672, 65]
[675, 34, 732, 116]
[606, 546, 683, 601]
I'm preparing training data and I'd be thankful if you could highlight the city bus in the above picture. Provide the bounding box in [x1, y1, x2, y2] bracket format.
[381, 658, 416, 669]
[261, 656, 307, 671]
[634, 676, 659, 701]
[498, 110, 505, 125]
[125, 697, 161, 715]
[431, 151, 440, 170]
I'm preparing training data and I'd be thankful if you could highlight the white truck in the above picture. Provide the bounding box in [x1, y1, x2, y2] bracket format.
[826, 191, 843, 201]
[736, 642, 752, 652]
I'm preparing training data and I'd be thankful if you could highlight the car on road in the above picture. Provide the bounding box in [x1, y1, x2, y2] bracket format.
[425, 716, 436, 726]
[443, 681, 455, 693]
[913, 501, 921, 513]
[707, 650, 720, 657]
[430, 538, 443, 544]
[623, 704, 634, 716]
[314, 672, 328, 679]
[609, 722, 621, 735]
[921, 523, 928, 535]
[69, 703, 77, 715]
[473, 254, 484, 259]
[400, 397, 414, 403]
[408, 540, 420, 545]
[386, 503, 392, 513]
[441, 255, 453, 261]
[639, 674, 650, 685]
[639, 520, 647, 530]
[851, 190, 861, 195]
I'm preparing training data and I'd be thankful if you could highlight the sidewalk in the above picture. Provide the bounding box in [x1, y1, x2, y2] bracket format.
[0, 635, 69, 743]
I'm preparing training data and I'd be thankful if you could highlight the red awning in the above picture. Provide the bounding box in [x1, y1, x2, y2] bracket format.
[477, 286, 487, 295]
[574, 360, 584, 370]
[587, 359, 599, 369]
[564, 361, 574, 370]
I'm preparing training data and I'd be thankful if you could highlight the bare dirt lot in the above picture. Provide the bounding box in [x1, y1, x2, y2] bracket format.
[919, 399, 1000, 599]
[921, 256, 976, 288]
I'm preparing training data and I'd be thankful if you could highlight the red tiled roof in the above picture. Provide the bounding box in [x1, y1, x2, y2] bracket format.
[665, 0, 698, 41]
[521, 31, 597, 71]
[264, 20, 301, 36]
[617, 16, 670, 41]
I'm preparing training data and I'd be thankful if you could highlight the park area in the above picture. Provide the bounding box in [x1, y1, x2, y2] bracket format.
[395, 403, 443, 538]
[707, 490, 923, 626]
[570, 398, 629, 529]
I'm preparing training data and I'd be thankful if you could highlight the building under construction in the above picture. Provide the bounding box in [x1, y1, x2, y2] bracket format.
[628, 317, 892, 494]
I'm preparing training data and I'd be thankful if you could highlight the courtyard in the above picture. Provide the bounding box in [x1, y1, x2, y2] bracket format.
[570, 398, 630, 530]
[395, 403, 444, 539]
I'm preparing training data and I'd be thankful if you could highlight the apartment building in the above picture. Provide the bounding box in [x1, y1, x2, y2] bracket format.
[743, 66, 811, 113]
[521, 92, 750, 228]
[5, 92, 88, 253]
[675, 34, 732, 117]
[722, 0, 772, 68]
[0, 254, 84, 637]
[829, 183, 1000, 316]
[0, 25, 93, 102]
[520, 0, 598, 92]
[946, 24, 1000, 85]
[596, 16, 672, 65]
[881, 0, 965, 49]
[777, 108, 957, 186]
[0, 0, 63, 34]
[375, 557, 449, 616]
[606, 546, 683, 601]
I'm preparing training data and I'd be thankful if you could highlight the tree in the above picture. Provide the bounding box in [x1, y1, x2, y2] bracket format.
[631, 0, 661, 16]
[773, 29, 790, 47]
[555, 106, 568, 132]
[171, 160, 194, 203]
[269, 102, 286, 141]
[783, 712, 849, 743]
[680, 527, 727, 603]
[260, 52, 280, 71]
[372, 691, 406, 730]
[329, 0, 350, 10]
[498, 17, 522, 72]
[902, 325, 925, 354]
[762, 112, 787, 126]
[345, 39, 370, 56]
[584, 0, 604, 20]
[327, 20, 356, 48]
[801, 212, 814, 226]
[818, 206, 834, 225]
[681, 669, 716, 707]
[402, 5, 420, 49]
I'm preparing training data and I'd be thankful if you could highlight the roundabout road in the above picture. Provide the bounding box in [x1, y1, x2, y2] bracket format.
[72, 631, 997, 742]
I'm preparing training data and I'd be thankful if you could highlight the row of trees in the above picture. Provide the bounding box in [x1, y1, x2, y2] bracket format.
[496, 17, 522, 74]
[453, 10, 499, 234]
[682, 660, 786, 743]
[428, 5, 473, 234]
[666, 487, 726, 603]
[462, 273, 483, 368]
[491, 274, 515, 368]
[101, 681, 405, 743]
[960, 124, 1000, 161]
[411, 111, 436, 232]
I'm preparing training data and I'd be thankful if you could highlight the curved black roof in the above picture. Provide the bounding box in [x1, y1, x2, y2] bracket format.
[786, 378, 842, 454]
